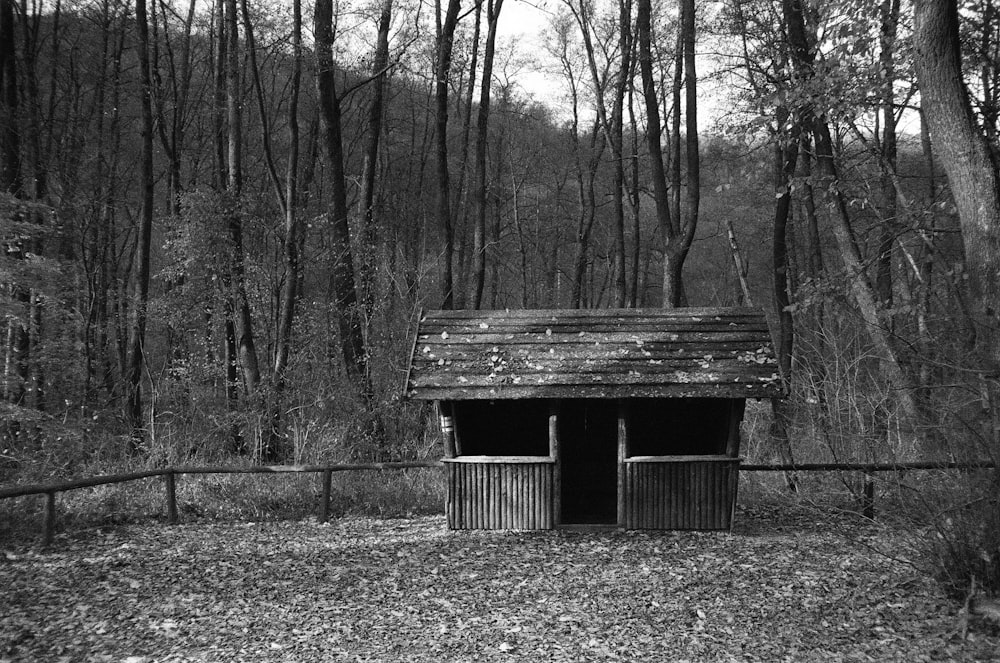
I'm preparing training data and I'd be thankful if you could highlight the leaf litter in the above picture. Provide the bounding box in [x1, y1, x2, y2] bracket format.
[1, 512, 998, 662]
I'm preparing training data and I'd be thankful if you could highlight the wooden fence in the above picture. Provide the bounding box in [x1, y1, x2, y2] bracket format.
[0, 460, 994, 546]
[0, 461, 443, 546]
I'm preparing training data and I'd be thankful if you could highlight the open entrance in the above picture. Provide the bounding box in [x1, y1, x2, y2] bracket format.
[559, 399, 619, 525]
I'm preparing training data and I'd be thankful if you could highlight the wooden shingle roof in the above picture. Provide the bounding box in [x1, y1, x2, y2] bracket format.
[404, 307, 785, 400]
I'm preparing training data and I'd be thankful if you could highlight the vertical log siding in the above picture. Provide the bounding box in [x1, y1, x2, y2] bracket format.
[624, 456, 739, 530]
[445, 458, 554, 530]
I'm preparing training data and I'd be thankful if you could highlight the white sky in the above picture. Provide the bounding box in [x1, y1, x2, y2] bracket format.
[496, 0, 564, 108]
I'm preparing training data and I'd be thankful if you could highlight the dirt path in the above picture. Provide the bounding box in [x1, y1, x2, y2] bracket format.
[2, 512, 997, 662]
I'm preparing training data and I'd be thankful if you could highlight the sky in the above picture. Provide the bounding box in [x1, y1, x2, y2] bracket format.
[495, 0, 564, 109]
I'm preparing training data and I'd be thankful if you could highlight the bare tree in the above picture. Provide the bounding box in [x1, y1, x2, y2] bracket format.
[315, 0, 370, 391]
[565, 0, 631, 307]
[268, 0, 303, 458]
[358, 0, 393, 319]
[224, 0, 261, 401]
[1, 0, 28, 406]
[124, 0, 155, 449]
[467, 0, 504, 309]
[0, 0, 18, 199]
[435, 0, 463, 309]
[914, 0, 1000, 430]
[637, 0, 698, 307]
[782, 0, 921, 425]
[875, 0, 901, 313]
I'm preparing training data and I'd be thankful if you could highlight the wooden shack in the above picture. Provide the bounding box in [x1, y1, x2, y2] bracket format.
[404, 307, 784, 530]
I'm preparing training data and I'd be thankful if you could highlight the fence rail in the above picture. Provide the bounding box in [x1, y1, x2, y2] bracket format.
[740, 460, 996, 472]
[0, 460, 994, 546]
[0, 461, 444, 546]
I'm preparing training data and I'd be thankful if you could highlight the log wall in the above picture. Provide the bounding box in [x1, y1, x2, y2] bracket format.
[445, 459, 553, 530]
[624, 457, 739, 530]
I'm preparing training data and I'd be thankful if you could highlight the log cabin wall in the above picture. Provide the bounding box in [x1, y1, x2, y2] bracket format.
[623, 457, 740, 530]
[444, 458, 554, 530]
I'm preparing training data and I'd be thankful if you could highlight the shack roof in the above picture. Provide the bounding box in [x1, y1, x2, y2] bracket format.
[404, 307, 785, 401]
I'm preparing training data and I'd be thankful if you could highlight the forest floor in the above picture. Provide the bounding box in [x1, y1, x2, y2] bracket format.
[2, 507, 999, 662]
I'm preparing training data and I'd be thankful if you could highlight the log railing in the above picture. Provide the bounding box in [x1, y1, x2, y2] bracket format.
[0, 461, 444, 546]
[0, 460, 993, 546]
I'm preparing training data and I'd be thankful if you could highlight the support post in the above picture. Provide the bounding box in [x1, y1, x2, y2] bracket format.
[549, 400, 560, 527]
[617, 399, 627, 527]
[165, 471, 178, 524]
[319, 469, 332, 523]
[43, 491, 55, 547]
[438, 401, 457, 458]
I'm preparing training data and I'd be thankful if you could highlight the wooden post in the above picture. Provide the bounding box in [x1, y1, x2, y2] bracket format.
[725, 399, 745, 457]
[439, 401, 457, 457]
[729, 460, 740, 531]
[319, 469, 332, 523]
[549, 400, 560, 527]
[43, 491, 55, 547]
[165, 471, 178, 524]
[617, 399, 627, 527]
[862, 470, 876, 520]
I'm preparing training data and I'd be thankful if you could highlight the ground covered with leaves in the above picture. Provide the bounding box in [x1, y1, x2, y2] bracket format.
[2, 509, 999, 662]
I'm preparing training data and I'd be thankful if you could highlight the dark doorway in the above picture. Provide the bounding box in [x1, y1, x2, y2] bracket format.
[559, 400, 619, 525]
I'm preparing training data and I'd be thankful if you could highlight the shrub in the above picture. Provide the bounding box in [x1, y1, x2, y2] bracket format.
[916, 473, 1000, 600]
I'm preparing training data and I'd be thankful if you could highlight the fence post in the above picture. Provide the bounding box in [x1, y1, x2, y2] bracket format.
[43, 491, 56, 547]
[165, 471, 178, 524]
[319, 470, 332, 523]
[862, 470, 875, 520]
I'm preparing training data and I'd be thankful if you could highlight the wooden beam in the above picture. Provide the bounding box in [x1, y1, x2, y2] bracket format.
[740, 461, 996, 471]
[441, 455, 554, 463]
[0, 469, 167, 499]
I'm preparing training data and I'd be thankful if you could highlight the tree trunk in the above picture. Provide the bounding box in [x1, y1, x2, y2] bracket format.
[435, 0, 462, 309]
[782, 0, 922, 426]
[315, 0, 370, 393]
[876, 0, 900, 311]
[626, 75, 641, 307]
[212, 0, 227, 190]
[124, 0, 155, 451]
[0, 0, 19, 197]
[571, 0, 628, 307]
[0, 0, 28, 406]
[452, 0, 481, 308]
[224, 0, 261, 401]
[267, 0, 303, 461]
[467, 0, 503, 309]
[637, 0, 701, 308]
[679, 0, 699, 304]
[556, 26, 604, 309]
[240, 0, 285, 215]
[914, 0, 1000, 368]
[773, 109, 798, 378]
[609, 0, 631, 308]
[914, 0, 1000, 451]
[771, 107, 799, 490]
[358, 0, 392, 319]
[638, 0, 675, 308]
